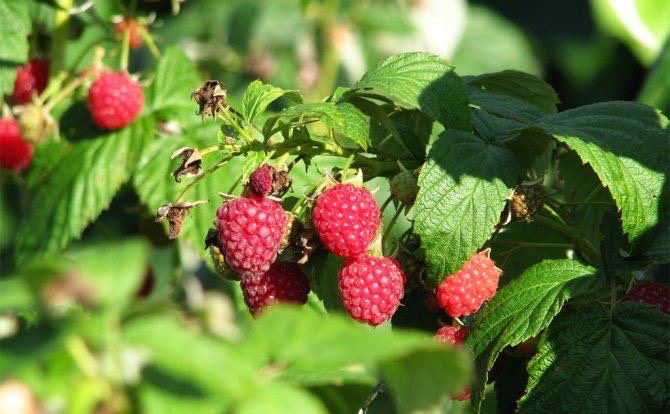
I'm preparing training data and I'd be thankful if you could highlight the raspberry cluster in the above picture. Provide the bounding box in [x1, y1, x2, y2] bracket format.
[312, 183, 406, 326]
[436, 249, 501, 318]
[434, 326, 471, 400]
[215, 165, 310, 315]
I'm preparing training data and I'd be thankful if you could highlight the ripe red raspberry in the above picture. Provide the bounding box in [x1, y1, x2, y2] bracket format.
[623, 282, 669, 314]
[434, 326, 471, 401]
[87, 71, 144, 130]
[312, 183, 380, 257]
[436, 249, 501, 318]
[249, 164, 274, 196]
[12, 59, 49, 104]
[0, 118, 33, 173]
[216, 195, 287, 274]
[114, 18, 144, 49]
[338, 255, 405, 326]
[434, 326, 467, 345]
[240, 262, 310, 315]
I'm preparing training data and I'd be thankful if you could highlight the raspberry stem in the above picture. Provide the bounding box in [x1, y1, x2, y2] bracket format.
[382, 206, 403, 252]
[119, 26, 130, 72]
[50, 0, 74, 77]
[175, 154, 234, 203]
[533, 213, 602, 267]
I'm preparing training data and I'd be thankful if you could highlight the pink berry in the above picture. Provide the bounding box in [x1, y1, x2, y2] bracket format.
[215, 195, 287, 274]
[623, 282, 669, 314]
[240, 262, 310, 316]
[312, 183, 380, 257]
[0, 118, 33, 173]
[434, 326, 471, 400]
[338, 254, 405, 326]
[12, 59, 49, 104]
[87, 71, 144, 130]
[249, 164, 274, 196]
[436, 249, 501, 318]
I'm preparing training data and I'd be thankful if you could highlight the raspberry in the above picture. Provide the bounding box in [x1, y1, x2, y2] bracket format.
[623, 282, 669, 314]
[114, 18, 144, 48]
[436, 249, 501, 318]
[216, 195, 287, 274]
[434, 326, 470, 401]
[390, 170, 418, 205]
[338, 255, 406, 326]
[434, 326, 467, 345]
[249, 164, 274, 196]
[240, 262, 310, 316]
[12, 59, 49, 104]
[511, 184, 545, 222]
[0, 118, 33, 173]
[18, 103, 53, 143]
[312, 183, 380, 257]
[87, 71, 144, 130]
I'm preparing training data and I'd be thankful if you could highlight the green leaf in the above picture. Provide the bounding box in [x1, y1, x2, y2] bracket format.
[0, 0, 30, 93]
[536, 101, 669, 249]
[241, 149, 266, 183]
[557, 151, 615, 249]
[519, 303, 670, 413]
[264, 102, 369, 150]
[451, 5, 541, 76]
[638, 36, 670, 115]
[488, 221, 574, 282]
[62, 239, 150, 310]
[465, 70, 559, 115]
[466, 259, 603, 412]
[15, 118, 153, 262]
[123, 315, 256, 401]
[134, 122, 242, 253]
[414, 130, 516, 285]
[242, 80, 302, 125]
[248, 306, 469, 386]
[381, 349, 471, 414]
[0, 278, 34, 313]
[346, 52, 471, 131]
[148, 48, 202, 119]
[237, 383, 328, 414]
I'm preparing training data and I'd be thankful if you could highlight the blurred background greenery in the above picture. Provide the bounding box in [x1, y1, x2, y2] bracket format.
[1, 1, 668, 412]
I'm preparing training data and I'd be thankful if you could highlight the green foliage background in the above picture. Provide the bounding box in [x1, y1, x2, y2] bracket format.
[0, 0, 668, 413]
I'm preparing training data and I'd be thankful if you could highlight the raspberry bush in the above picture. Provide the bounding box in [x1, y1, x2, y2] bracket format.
[1, 1, 668, 413]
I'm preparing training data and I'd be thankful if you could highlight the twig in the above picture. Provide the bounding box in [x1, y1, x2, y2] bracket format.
[358, 381, 385, 414]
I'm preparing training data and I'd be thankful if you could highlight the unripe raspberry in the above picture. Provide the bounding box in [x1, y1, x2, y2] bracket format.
[249, 164, 274, 196]
[87, 71, 144, 130]
[312, 183, 380, 257]
[434, 326, 470, 400]
[240, 262, 310, 316]
[18, 104, 53, 143]
[390, 170, 418, 205]
[0, 118, 33, 173]
[114, 18, 144, 48]
[216, 195, 287, 274]
[436, 249, 501, 318]
[12, 59, 49, 104]
[623, 282, 669, 314]
[511, 184, 545, 222]
[338, 255, 406, 326]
